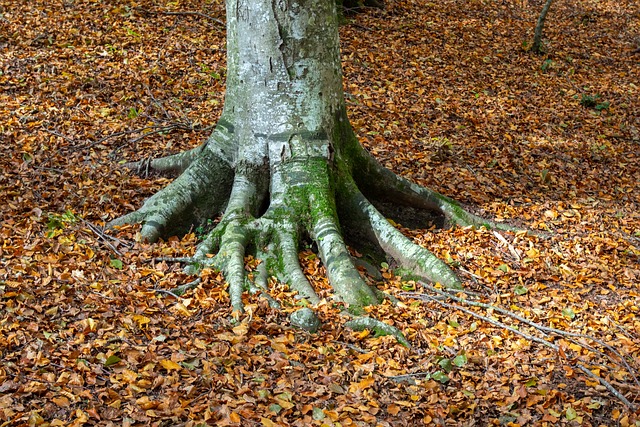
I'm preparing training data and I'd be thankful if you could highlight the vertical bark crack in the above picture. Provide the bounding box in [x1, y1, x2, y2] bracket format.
[270, 0, 292, 80]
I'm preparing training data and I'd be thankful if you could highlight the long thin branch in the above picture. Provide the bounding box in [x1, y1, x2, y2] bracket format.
[81, 219, 129, 255]
[574, 364, 636, 410]
[135, 7, 224, 26]
[160, 11, 224, 26]
[409, 284, 640, 389]
[405, 291, 636, 409]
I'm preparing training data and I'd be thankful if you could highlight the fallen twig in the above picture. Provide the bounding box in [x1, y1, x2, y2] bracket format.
[135, 7, 224, 26]
[337, 341, 368, 354]
[152, 256, 195, 264]
[402, 288, 637, 410]
[172, 277, 202, 296]
[409, 284, 640, 389]
[492, 230, 521, 262]
[154, 288, 182, 299]
[81, 218, 129, 255]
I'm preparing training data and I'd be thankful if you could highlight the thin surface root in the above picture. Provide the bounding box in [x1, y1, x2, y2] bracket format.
[125, 144, 205, 175]
[345, 317, 410, 348]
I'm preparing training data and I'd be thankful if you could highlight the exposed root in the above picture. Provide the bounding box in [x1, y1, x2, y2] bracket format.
[345, 317, 411, 348]
[312, 211, 379, 308]
[112, 135, 499, 318]
[124, 144, 205, 175]
[352, 148, 522, 232]
[111, 121, 526, 341]
[290, 308, 322, 333]
[216, 222, 250, 312]
[276, 226, 319, 303]
[347, 184, 461, 289]
[109, 148, 233, 241]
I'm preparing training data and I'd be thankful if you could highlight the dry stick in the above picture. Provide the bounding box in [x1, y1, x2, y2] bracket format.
[154, 288, 182, 299]
[456, 266, 483, 281]
[144, 85, 172, 121]
[607, 316, 640, 343]
[92, 126, 154, 147]
[160, 11, 224, 26]
[412, 284, 640, 389]
[127, 124, 185, 144]
[408, 292, 636, 410]
[172, 277, 202, 295]
[136, 7, 224, 26]
[43, 128, 76, 145]
[81, 219, 128, 256]
[573, 364, 639, 411]
[152, 256, 195, 263]
[492, 230, 521, 262]
[336, 341, 368, 354]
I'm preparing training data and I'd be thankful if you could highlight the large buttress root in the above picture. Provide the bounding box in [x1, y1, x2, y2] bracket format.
[338, 180, 462, 289]
[349, 138, 518, 232]
[110, 129, 499, 318]
[110, 125, 236, 241]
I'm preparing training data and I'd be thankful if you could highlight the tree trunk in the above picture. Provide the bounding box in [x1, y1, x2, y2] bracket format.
[532, 0, 555, 53]
[110, 0, 503, 314]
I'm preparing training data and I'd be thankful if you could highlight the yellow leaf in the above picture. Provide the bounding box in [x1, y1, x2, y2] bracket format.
[172, 303, 192, 316]
[160, 360, 182, 371]
[121, 369, 138, 384]
[261, 418, 277, 427]
[133, 315, 150, 328]
[229, 412, 241, 423]
[275, 398, 295, 409]
[232, 322, 249, 336]
[351, 376, 375, 392]
[525, 248, 539, 258]
[357, 329, 370, 339]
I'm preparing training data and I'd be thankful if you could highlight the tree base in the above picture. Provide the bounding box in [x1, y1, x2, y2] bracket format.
[110, 109, 511, 316]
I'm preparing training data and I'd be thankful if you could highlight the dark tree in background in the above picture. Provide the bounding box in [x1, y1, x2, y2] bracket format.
[532, 0, 555, 53]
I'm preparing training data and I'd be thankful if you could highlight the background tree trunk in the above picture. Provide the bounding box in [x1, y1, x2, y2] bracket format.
[532, 0, 555, 53]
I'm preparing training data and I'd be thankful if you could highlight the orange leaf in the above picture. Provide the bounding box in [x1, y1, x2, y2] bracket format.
[387, 404, 400, 415]
[160, 360, 182, 371]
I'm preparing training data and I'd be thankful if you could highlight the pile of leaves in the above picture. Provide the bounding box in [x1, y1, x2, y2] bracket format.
[1, 0, 638, 425]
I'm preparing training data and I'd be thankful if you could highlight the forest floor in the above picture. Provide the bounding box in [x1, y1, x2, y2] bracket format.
[1, 0, 639, 425]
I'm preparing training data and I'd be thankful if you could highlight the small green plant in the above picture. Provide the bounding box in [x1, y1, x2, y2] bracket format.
[198, 63, 222, 80]
[579, 93, 610, 111]
[580, 93, 599, 108]
[127, 107, 140, 119]
[541, 59, 553, 72]
[46, 210, 77, 238]
[125, 27, 141, 38]
[579, 93, 610, 110]
[195, 219, 215, 237]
